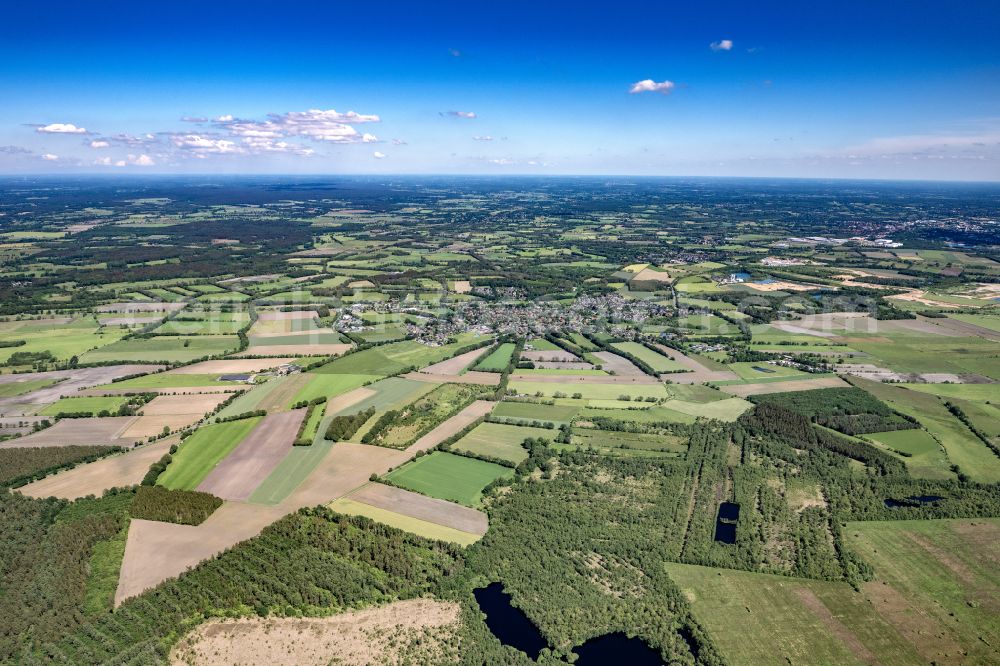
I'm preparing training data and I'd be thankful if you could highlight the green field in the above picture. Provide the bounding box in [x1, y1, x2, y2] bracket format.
[661, 397, 752, 421]
[385, 451, 514, 506]
[329, 496, 481, 546]
[452, 422, 551, 463]
[863, 428, 951, 480]
[508, 380, 669, 402]
[667, 562, 923, 665]
[80, 335, 240, 363]
[845, 519, 1000, 664]
[474, 343, 515, 371]
[291, 373, 378, 405]
[851, 377, 1000, 482]
[0, 378, 56, 398]
[315, 336, 482, 375]
[490, 400, 579, 424]
[571, 428, 686, 455]
[157, 417, 261, 490]
[729, 362, 811, 381]
[249, 438, 332, 505]
[0, 317, 129, 363]
[330, 377, 436, 419]
[39, 396, 130, 416]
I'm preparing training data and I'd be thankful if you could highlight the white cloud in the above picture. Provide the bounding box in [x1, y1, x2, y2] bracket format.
[710, 39, 733, 51]
[37, 123, 88, 134]
[488, 157, 515, 165]
[442, 111, 477, 118]
[220, 109, 381, 144]
[473, 135, 494, 141]
[131, 154, 155, 166]
[89, 140, 110, 149]
[373, 151, 387, 159]
[628, 79, 675, 95]
[392, 138, 408, 146]
[170, 134, 243, 155]
[93, 157, 112, 166]
[241, 137, 315, 155]
[114, 160, 127, 167]
[41, 153, 59, 161]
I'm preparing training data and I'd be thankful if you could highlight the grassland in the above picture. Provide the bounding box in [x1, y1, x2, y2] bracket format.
[315, 336, 482, 375]
[248, 438, 333, 505]
[0, 378, 56, 397]
[490, 400, 579, 424]
[385, 451, 513, 506]
[290, 373, 378, 406]
[452, 422, 551, 463]
[845, 519, 1000, 664]
[508, 380, 669, 402]
[367, 383, 484, 448]
[157, 417, 261, 490]
[109, 374, 241, 389]
[473, 343, 515, 371]
[39, 396, 130, 416]
[667, 562, 923, 665]
[863, 428, 952, 480]
[80, 335, 240, 363]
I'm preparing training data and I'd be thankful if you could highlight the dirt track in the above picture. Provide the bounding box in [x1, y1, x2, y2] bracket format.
[18, 438, 177, 499]
[197, 410, 306, 501]
[349, 483, 487, 534]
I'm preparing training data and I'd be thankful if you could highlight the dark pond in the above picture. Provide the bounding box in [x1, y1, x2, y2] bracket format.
[714, 501, 739, 544]
[714, 521, 737, 544]
[473, 582, 547, 659]
[575, 632, 665, 665]
[718, 501, 741, 521]
[884, 495, 944, 508]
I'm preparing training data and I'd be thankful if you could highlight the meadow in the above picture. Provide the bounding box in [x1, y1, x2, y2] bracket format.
[473, 343, 516, 371]
[80, 335, 240, 363]
[452, 422, 551, 463]
[157, 417, 261, 490]
[385, 451, 513, 506]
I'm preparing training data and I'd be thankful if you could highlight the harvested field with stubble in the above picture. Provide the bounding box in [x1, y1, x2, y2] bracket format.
[18, 438, 176, 499]
[168, 358, 296, 374]
[718, 376, 849, 397]
[5, 416, 139, 448]
[169, 599, 460, 666]
[347, 482, 488, 535]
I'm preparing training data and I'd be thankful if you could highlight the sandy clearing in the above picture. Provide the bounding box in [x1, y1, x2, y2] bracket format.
[744, 280, 820, 293]
[887, 290, 962, 308]
[234, 343, 351, 357]
[591, 351, 651, 377]
[418, 347, 488, 375]
[405, 400, 496, 455]
[139, 394, 229, 416]
[169, 599, 460, 666]
[520, 349, 580, 362]
[835, 364, 910, 382]
[631, 267, 673, 283]
[197, 410, 306, 501]
[719, 376, 849, 397]
[169, 359, 296, 374]
[348, 482, 488, 535]
[97, 302, 187, 313]
[18, 438, 177, 500]
[403, 371, 501, 386]
[451, 279, 472, 293]
[509, 372, 660, 385]
[0, 365, 164, 416]
[257, 310, 319, 321]
[4, 416, 140, 448]
[325, 386, 378, 416]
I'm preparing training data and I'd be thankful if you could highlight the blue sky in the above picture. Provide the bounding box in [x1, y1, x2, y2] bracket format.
[2, 0, 999, 179]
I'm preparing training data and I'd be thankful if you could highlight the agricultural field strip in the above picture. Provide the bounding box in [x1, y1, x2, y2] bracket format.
[345, 482, 488, 535]
[0, 365, 165, 415]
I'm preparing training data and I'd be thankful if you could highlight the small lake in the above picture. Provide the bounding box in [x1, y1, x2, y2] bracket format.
[715, 501, 740, 544]
[575, 632, 665, 665]
[473, 582, 548, 659]
[884, 495, 944, 508]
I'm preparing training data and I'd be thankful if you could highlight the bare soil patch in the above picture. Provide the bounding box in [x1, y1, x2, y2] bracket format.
[18, 438, 176, 500]
[325, 387, 377, 415]
[418, 347, 488, 375]
[235, 343, 351, 357]
[591, 351, 650, 377]
[170, 599, 460, 666]
[0, 365, 164, 415]
[255, 374, 314, 412]
[451, 279, 472, 293]
[349, 482, 488, 535]
[140, 394, 229, 416]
